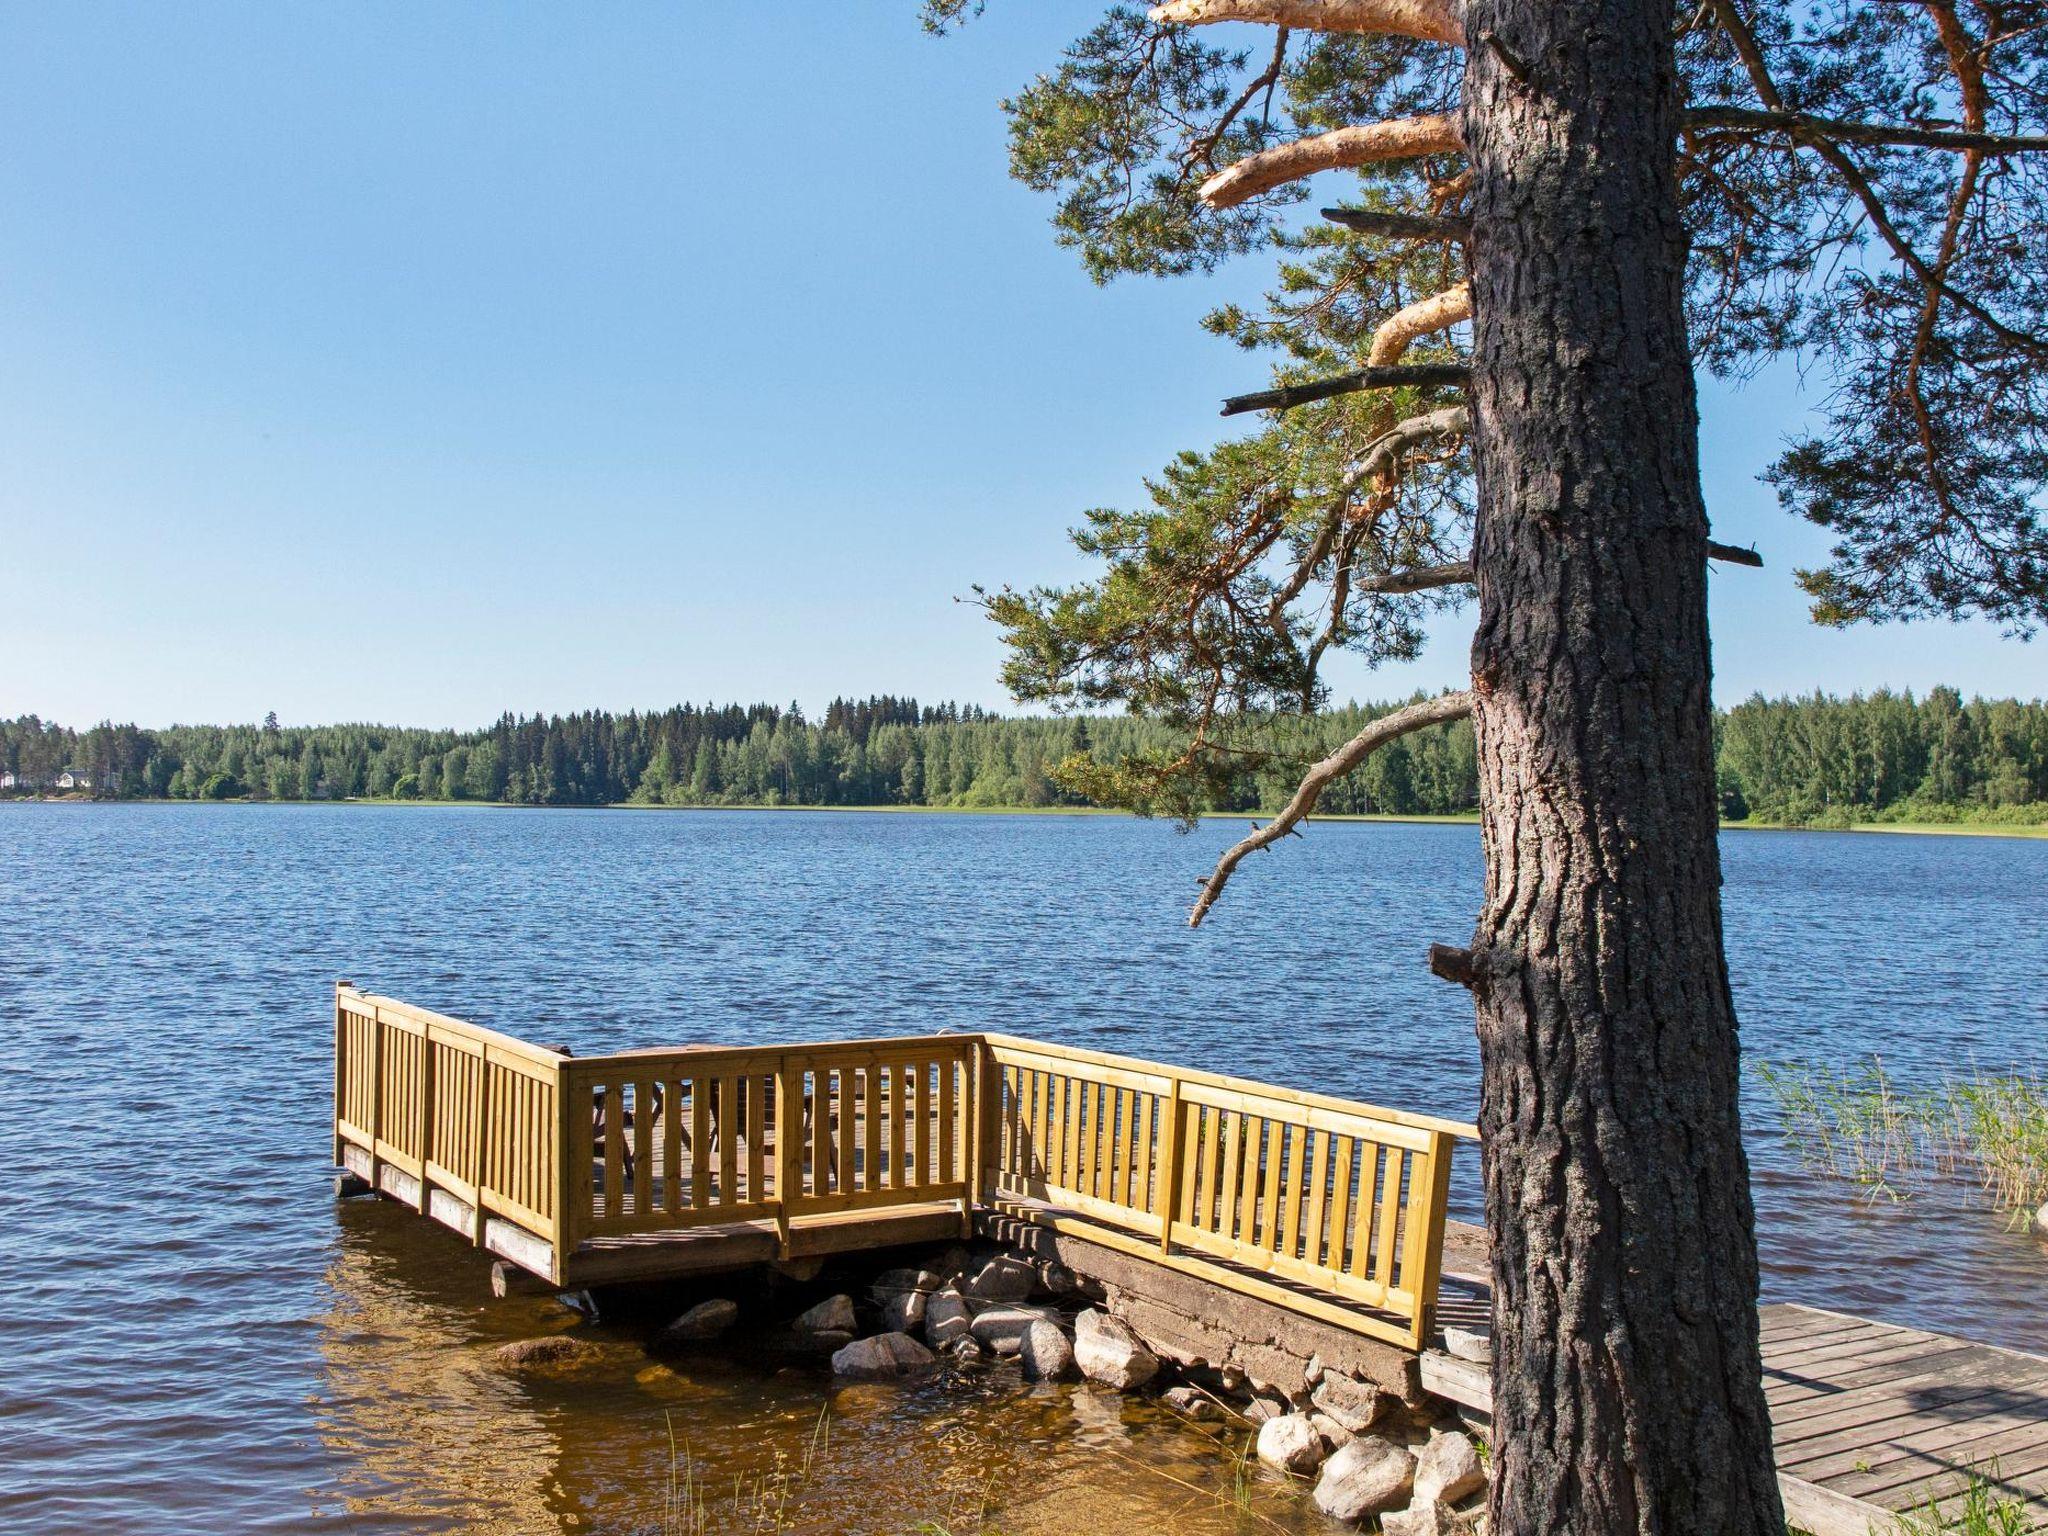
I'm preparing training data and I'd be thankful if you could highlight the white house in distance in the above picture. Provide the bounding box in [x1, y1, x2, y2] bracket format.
[0, 771, 14, 789]
[55, 769, 92, 790]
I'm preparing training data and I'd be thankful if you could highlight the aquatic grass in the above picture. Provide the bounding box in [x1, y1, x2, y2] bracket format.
[1755, 1058, 1922, 1200]
[1757, 1058, 2048, 1221]
[663, 1404, 834, 1535]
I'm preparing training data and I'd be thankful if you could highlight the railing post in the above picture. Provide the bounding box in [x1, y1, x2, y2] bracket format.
[469, 1047, 490, 1247]
[367, 1002, 385, 1191]
[1157, 1077, 1185, 1256]
[414, 1024, 436, 1213]
[552, 1059, 577, 1286]
[1404, 1128, 1456, 1349]
[774, 1057, 802, 1256]
[333, 980, 350, 1167]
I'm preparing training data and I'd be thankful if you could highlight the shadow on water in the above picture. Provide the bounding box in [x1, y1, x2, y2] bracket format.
[315, 1199, 1321, 1536]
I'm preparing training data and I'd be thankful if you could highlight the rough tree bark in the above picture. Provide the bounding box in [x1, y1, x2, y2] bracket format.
[1461, 0, 1784, 1527]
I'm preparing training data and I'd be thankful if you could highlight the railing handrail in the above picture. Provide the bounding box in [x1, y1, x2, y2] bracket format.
[979, 1029, 1479, 1141]
[339, 985, 567, 1070]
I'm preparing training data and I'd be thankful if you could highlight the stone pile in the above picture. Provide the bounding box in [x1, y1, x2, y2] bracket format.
[493, 1238, 1494, 1531]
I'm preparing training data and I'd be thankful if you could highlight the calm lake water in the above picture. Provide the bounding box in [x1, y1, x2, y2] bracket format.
[3, 804, 2045, 1533]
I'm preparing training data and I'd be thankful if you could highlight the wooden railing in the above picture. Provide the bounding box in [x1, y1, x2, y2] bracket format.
[333, 985, 567, 1249]
[333, 987, 1472, 1347]
[559, 1037, 977, 1249]
[978, 1033, 1472, 1349]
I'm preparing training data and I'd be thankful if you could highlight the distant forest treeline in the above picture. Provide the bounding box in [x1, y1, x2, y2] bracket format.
[4, 689, 2045, 826]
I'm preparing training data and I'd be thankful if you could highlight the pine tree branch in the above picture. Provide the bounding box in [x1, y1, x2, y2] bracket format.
[1221, 362, 1469, 415]
[1354, 542, 1759, 594]
[1198, 115, 1465, 208]
[1685, 105, 2048, 155]
[1149, 0, 1463, 47]
[1369, 282, 1472, 365]
[1322, 207, 1473, 242]
[1355, 560, 1475, 593]
[1190, 690, 1476, 926]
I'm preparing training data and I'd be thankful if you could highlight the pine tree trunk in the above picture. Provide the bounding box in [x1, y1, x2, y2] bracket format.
[1460, 0, 1785, 1527]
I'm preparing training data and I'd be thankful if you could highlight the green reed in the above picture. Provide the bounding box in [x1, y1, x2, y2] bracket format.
[1758, 1057, 2048, 1221]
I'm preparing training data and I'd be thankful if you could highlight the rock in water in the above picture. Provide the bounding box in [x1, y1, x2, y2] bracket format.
[924, 1287, 973, 1347]
[1313, 1437, 1417, 1524]
[1020, 1319, 1075, 1381]
[962, 1254, 1038, 1302]
[831, 1331, 937, 1379]
[882, 1289, 928, 1334]
[968, 1302, 1059, 1355]
[496, 1335, 596, 1370]
[1256, 1413, 1328, 1475]
[1383, 1501, 1457, 1536]
[1413, 1429, 1487, 1507]
[1311, 1374, 1388, 1434]
[1162, 1385, 1221, 1421]
[655, 1298, 738, 1346]
[794, 1294, 857, 1335]
[1072, 1309, 1160, 1390]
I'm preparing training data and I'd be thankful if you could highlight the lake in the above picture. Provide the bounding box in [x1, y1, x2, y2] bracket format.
[2, 804, 2044, 1533]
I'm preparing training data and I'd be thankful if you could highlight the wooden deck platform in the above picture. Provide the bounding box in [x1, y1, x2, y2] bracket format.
[1422, 1299, 2048, 1535]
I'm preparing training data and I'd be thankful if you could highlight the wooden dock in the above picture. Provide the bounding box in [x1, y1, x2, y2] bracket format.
[336, 984, 2047, 1533]
[1422, 1297, 2048, 1534]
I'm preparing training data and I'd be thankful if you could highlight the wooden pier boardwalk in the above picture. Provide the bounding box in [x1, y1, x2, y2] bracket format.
[1420, 1284, 2048, 1533]
[334, 984, 2048, 1534]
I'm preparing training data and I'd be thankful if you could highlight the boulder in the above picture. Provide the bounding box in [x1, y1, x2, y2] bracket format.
[968, 1302, 1060, 1355]
[1414, 1429, 1487, 1507]
[655, 1298, 738, 1346]
[1311, 1374, 1389, 1435]
[496, 1334, 597, 1370]
[1245, 1395, 1286, 1426]
[1383, 1501, 1457, 1536]
[947, 1334, 988, 1363]
[1310, 1412, 1356, 1451]
[831, 1331, 937, 1380]
[1162, 1385, 1221, 1421]
[1038, 1261, 1079, 1295]
[1020, 1319, 1076, 1381]
[1313, 1436, 1417, 1524]
[872, 1266, 940, 1298]
[1443, 1328, 1492, 1364]
[962, 1254, 1038, 1303]
[1256, 1413, 1329, 1476]
[1073, 1309, 1160, 1390]
[794, 1294, 857, 1336]
[924, 1287, 974, 1348]
[882, 1289, 928, 1335]
[2035, 1201, 2048, 1238]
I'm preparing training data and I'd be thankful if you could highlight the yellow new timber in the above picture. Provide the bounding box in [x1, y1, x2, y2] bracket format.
[331, 985, 1472, 1349]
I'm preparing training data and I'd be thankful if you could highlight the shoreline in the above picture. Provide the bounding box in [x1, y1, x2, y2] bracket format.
[7, 795, 2044, 838]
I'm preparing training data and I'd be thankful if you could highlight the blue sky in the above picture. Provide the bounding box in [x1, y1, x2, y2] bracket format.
[1, 3, 2037, 728]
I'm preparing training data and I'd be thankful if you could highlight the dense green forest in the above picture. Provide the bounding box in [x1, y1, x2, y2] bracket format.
[3, 689, 2044, 826]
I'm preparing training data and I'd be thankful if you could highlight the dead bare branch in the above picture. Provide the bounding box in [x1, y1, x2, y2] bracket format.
[1684, 105, 2048, 155]
[1198, 114, 1464, 208]
[1322, 207, 1473, 242]
[1221, 362, 1469, 415]
[1189, 690, 1475, 926]
[1148, 0, 1464, 47]
[1368, 282, 1472, 365]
